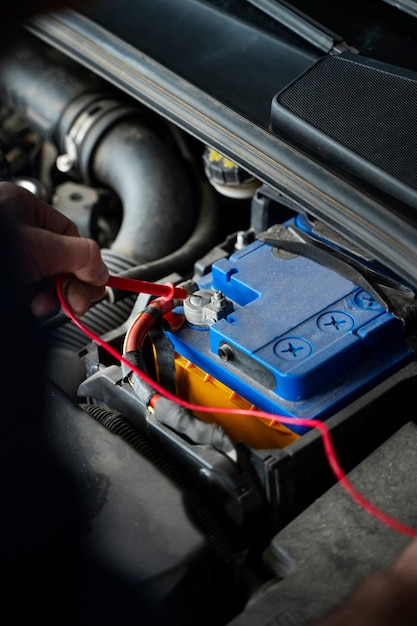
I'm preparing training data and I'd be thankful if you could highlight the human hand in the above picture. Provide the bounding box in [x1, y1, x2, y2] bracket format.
[392, 535, 417, 588]
[311, 536, 417, 626]
[0, 181, 109, 318]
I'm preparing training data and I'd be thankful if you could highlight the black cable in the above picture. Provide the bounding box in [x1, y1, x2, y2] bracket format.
[259, 224, 416, 316]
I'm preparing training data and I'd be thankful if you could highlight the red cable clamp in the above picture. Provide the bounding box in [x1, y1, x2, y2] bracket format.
[106, 275, 188, 300]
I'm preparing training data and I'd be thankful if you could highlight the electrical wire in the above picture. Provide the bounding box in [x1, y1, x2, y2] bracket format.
[122, 297, 176, 355]
[57, 273, 417, 538]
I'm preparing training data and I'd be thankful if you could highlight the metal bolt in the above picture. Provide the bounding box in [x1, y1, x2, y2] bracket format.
[56, 153, 75, 174]
[210, 290, 226, 309]
[235, 231, 247, 250]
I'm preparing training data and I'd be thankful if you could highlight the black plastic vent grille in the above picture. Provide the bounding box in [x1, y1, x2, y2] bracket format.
[276, 54, 417, 189]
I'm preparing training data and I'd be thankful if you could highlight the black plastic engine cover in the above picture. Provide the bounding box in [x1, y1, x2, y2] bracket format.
[43, 380, 234, 625]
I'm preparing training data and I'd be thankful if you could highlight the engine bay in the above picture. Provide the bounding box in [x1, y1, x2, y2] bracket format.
[2, 1, 417, 624]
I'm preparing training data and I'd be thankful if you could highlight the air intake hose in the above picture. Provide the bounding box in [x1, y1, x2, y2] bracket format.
[0, 30, 195, 262]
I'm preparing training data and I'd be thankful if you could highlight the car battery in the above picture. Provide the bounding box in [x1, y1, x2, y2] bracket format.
[165, 225, 413, 445]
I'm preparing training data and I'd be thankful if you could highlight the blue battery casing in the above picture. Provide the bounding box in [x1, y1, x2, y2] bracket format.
[166, 236, 413, 433]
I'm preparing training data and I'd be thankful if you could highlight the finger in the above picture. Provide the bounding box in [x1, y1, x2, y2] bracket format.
[20, 225, 109, 285]
[0, 181, 80, 236]
[30, 289, 60, 318]
[61, 277, 107, 317]
[30, 276, 106, 318]
[393, 537, 417, 579]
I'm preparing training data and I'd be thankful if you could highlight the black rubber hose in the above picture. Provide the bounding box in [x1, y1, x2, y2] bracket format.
[0, 30, 196, 262]
[91, 117, 195, 262]
[107, 181, 219, 302]
[0, 31, 106, 143]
